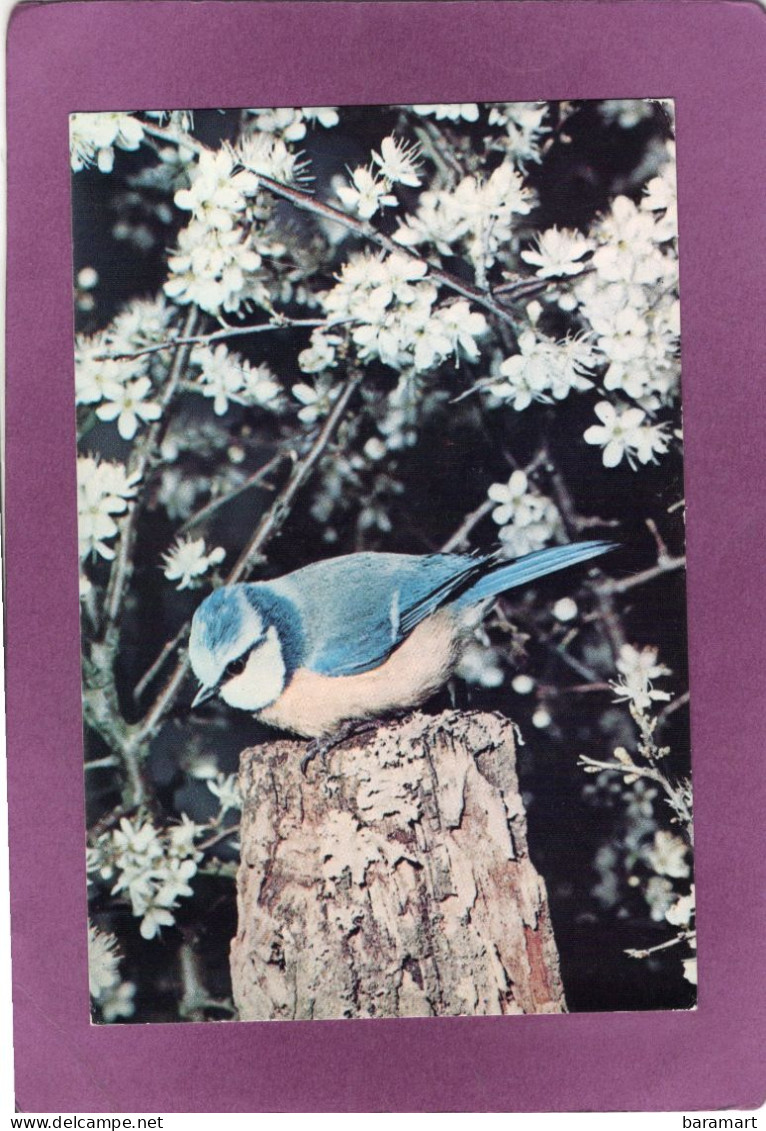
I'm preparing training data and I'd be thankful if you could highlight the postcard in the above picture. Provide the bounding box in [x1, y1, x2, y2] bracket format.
[73, 98, 693, 1026]
[5, 0, 764, 1113]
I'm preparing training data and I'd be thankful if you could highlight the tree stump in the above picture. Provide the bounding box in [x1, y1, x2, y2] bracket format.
[230, 709, 566, 1020]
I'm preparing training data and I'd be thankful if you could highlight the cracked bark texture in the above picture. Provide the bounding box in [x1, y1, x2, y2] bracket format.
[231, 709, 566, 1020]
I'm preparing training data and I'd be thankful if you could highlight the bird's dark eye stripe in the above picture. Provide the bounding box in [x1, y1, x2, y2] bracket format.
[223, 635, 265, 680]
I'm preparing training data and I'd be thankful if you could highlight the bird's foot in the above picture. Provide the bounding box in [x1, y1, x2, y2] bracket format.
[300, 717, 384, 776]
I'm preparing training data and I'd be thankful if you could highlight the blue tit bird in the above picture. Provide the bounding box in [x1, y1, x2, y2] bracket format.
[188, 539, 614, 741]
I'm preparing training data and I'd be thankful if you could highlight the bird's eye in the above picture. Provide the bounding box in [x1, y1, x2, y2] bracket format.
[225, 656, 248, 679]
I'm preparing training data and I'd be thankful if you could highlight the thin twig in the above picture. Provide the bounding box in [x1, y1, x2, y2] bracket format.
[656, 690, 691, 729]
[197, 825, 241, 852]
[625, 931, 695, 960]
[178, 449, 287, 534]
[102, 306, 199, 631]
[440, 499, 494, 552]
[228, 369, 362, 581]
[94, 317, 332, 363]
[133, 368, 362, 744]
[133, 621, 191, 701]
[596, 556, 685, 596]
[143, 122, 527, 331]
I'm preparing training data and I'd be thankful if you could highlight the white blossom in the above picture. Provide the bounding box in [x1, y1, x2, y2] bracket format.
[642, 145, 678, 243]
[174, 148, 258, 230]
[611, 643, 671, 711]
[88, 923, 122, 997]
[246, 105, 337, 142]
[336, 166, 397, 220]
[100, 979, 137, 1022]
[491, 331, 595, 410]
[77, 456, 141, 562]
[396, 162, 533, 273]
[487, 470, 560, 557]
[75, 333, 140, 406]
[521, 227, 594, 278]
[317, 250, 485, 374]
[553, 597, 578, 622]
[372, 135, 422, 187]
[246, 106, 309, 142]
[96, 376, 162, 440]
[412, 103, 479, 122]
[164, 219, 271, 314]
[207, 772, 241, 817]
[292, 376, 341, 423]
[646, 830, 690, 879]
[234, 133, 308, 184]
[298, 331, 341, 374]
[70, 112, 144, 173]
[302, 106, 340, 129]
[106, 815, 203, 940]
[583, 400, 650, 469]
[162, 536, 225, 590]
[665, 885, 695, 928]
[189, 343, 267, 416]
[488, 102, 550, 168]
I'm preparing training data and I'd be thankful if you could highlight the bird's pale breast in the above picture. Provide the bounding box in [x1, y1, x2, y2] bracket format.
[258, 608, 462, 737]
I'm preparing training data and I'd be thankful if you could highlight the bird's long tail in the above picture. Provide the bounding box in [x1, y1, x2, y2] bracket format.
[459, 539, 616, 605]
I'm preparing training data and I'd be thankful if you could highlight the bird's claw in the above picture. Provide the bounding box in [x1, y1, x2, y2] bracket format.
[300, 717, 383, 777]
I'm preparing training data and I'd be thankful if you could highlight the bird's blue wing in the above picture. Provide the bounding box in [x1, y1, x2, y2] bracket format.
[273, 552, 485, 677]
[273, 541, 614, 679]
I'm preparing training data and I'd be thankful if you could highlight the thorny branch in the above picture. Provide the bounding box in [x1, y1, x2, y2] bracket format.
[142, 122, 544, 329]
[132, 367, 363, 747]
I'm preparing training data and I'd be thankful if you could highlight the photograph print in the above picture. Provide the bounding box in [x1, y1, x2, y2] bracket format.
[72, 99, 694, 1024]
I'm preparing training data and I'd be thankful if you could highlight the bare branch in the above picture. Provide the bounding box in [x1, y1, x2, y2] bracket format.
[102, 306, 199, 632]
[228, 369, 362, 581]
[142, 122, 528, 332]
[596, 555, 685, 596]
[440, 499, 493, 552]
[178, 449, 287, 534]
[94, 317, 334, 363]
[133, 368, 363, 744]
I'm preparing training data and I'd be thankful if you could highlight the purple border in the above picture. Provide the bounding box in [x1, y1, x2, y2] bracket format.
[6, 0, 765, 1113]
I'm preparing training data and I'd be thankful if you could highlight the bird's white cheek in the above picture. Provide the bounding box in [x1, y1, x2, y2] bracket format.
[219, 627, 286, 712]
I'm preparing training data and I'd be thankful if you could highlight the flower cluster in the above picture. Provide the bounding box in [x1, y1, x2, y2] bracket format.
[336, 135, 422, 220]
[611, 644, 671, 711]
[412, 103, 479, 122]
[75, 298, 173, 437]
[584, 400, 670, 469]
[565, 184, 680, 466]
[164, 146, 284, 315]
[245, 106, 339, 141]
[487, 102, 551, 168]
[88, 923, 136, 1021]
[189, 343, 281, 415]
[162, 536, 226, 590]
[206, 772, 241, 818]
[520, 227, 594, 279]
[303, 250, 487, 375]
[487, 470, 561, 557]
[395, 161, 533, 277]
[88, 815, 204, 940]
[70, 112, 145, 173]
[489, 329, 596, 410]
[77, 456, 140, 575]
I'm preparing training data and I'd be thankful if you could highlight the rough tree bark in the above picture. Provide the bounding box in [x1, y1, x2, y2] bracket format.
[230, 709, 566, 1020]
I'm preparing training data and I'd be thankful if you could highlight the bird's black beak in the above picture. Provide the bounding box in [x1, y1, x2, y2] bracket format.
[192, 684, 217, 709]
